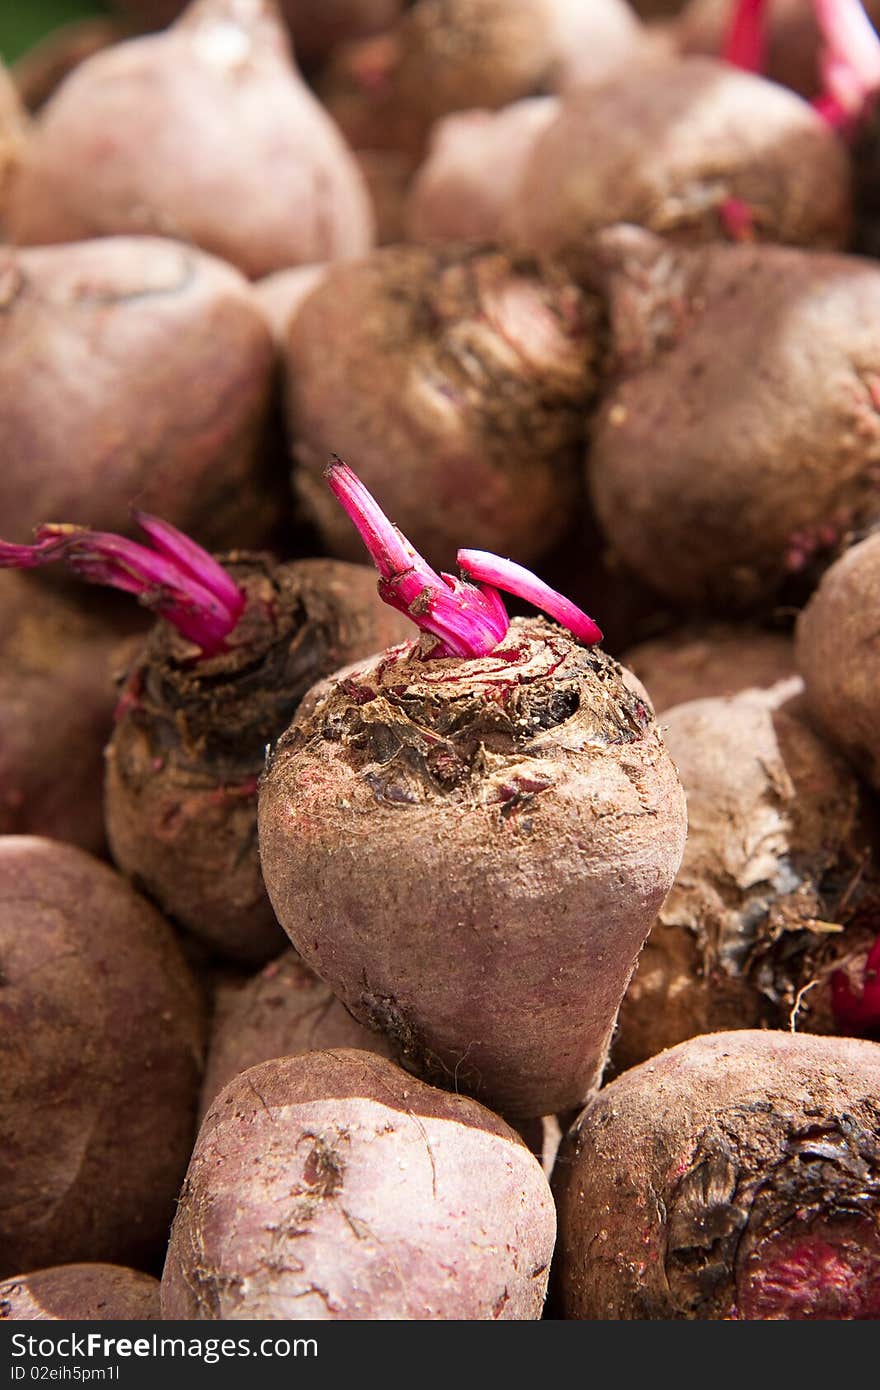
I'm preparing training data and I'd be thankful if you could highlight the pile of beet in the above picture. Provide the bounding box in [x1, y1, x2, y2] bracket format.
[1, 0, 879, 1326]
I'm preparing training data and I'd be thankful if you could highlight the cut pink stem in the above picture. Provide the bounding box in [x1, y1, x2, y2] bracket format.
[0, 520, 244, 653]
[719, 196, 755, 241]
[325, 458, 509, 658]
[832, 934, 880, 1032]
[813, 0, 880, 126]
[723, 0, 769, 73]
[132, 510, 245, 619]
[457, 550, 603, 646]
[325, 458, 603, 658]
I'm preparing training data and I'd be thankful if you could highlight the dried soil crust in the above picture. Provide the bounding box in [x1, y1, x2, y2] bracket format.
[554, 1031, 880, 1320]
[106, 556, 409, 963]
[259, 616, 687, 1117]
[287, 244, 601, 570]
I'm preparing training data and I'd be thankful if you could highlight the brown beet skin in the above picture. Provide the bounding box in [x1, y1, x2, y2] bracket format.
[797, 534, 880, 796]
[0, 838, 205, 1277]
[622, 623, 795, 713]
[11, 0, 374, 279]
[0, 574, 139, 854]
[162, 1049, 556, 1319]
[258, 617, 687, 1118]
[611, 686, 880, 1074]
[0, 237, 277, 553]
[285, 245, 601, 571]
[555, 1031, 880, 1320]
[0, 1265, 160, 1321]
[105, 557, 411, 964]
[587, 229, 880, 608]
[508, 57, 851, 271]
[200, 950, 395, 1118]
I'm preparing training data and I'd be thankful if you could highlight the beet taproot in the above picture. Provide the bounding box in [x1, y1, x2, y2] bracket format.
[0, 837, 204, 1277]
[162, 1049, 556, 1319]
[555, 1030, 880, 1319]
[0, 1265, 160, 1321]
[587, 227, 880, 608]
[11, 0, 374, 279]
[508, 56, 851, 271]
[611, 685, 880, 1073]
[0, 236, 276, 553]
[285, 244, 601, 571]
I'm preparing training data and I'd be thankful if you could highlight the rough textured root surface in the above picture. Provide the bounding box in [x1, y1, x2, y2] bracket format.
[106, 556, 411, 964]
[161, 1049, 556, 1319]
[286, 244, 602, 571]
[610, 687, 880, 1074]
[258, 617, 687, 1118]
[0, 838, 205, 1277]
[0, 1265, 160, 1321]
[508, 57, 851, 273]
[587, 229, 880, 609]
[200, 951, 396, 1118]
[0, 237, 277, 553]
[622, 623, 795, 713]
[554, 1031, 880, 1320]
[10, 0, 374, 279]
[0, 573, 137, 854]
[796, 533, 880, 795]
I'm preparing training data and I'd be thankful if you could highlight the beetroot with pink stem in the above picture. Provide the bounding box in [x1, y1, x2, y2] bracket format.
[810, 0, 880, 255]
[0, 515, 409, 964]
[257, 463, 687, 1120]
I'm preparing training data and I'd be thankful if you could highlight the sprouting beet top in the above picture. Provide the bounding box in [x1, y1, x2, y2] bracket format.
[0, 460, 601, 659]
[812, 0, 880, 128]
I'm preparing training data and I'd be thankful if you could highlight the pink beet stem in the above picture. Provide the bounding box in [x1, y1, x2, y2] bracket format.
[723, 0, 769, 72]
[813, 0, 880, 125]
[325, 458, 603, 657]
[0, 520, 244, 653]
[132, 510, 245, 619]
[457, 550, 603, 646]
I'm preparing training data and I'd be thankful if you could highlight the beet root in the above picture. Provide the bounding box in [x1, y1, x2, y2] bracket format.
[508, 57, 851, 271]
[796, 532, 880, 794]
[0, 237, 277, 553]
[0, 573, 137, 854]
[285, 245, 601, 571]
[0, 1265, 160, 1321]
[200, 950, 395, 1117]
[587, 229, 880, 609]
[258, 617, 687, 1119]
[105, 557, 411, 964]
[622, 622, 795, 713]
[554, 1031, 880, 1320]
[0, 837, 205, 1277]
[162, 1049, 556, 1319]
[11, 0, 374, 279]
[611, 685, 880, 1074]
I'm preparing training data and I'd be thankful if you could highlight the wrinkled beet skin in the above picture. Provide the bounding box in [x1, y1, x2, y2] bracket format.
[286, 245, 601, 572]
[258, 617, 687, 1119]
[162, 1049, 556, 1319]
[509, 58, 851, 271]
[0, 238, 277, 553]
[105, 557, 410, 964]
[0, 838, 205, 1277]
[200, 950, 395, 1117]
[588, 230, 880, 609]
[0, 1265, 160, 1321]
[554, 1031, 880, 1320]
[610, 688, 880, 1074]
